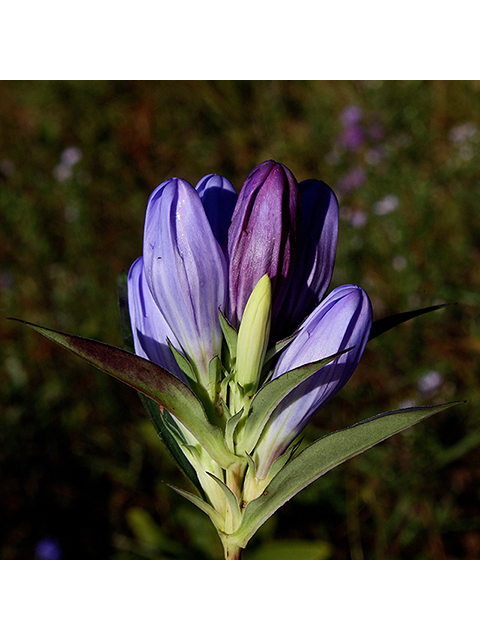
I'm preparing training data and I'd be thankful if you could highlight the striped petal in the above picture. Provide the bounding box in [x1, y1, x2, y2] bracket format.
[143, 178, 227, 387]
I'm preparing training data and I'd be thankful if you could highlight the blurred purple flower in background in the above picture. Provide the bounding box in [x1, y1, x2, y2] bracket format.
[337, 166, 367, 194]
[339, 105, 365, 151]
[35, 536, 62, 560]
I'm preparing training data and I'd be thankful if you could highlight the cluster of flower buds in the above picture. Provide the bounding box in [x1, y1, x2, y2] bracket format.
[17, 160, 456, 559]
[126, 160, 373, 548]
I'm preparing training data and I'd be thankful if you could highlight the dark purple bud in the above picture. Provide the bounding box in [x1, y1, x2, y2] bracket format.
[227, 160, 300, 328]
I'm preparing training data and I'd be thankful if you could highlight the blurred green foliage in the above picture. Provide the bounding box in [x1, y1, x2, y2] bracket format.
[1, 80, 479, 559]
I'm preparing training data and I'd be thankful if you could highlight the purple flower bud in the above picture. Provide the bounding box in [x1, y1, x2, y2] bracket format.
[142, 178, 227, 386]
[254, 285, 372, 478]
[227, 160, 300, 328]
[127, 256, 186, 380]
[195, 173, 237, 251]
[277, 179, 338, 337]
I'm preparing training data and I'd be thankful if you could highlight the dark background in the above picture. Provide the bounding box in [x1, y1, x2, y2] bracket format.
[1, 80, 479, 559]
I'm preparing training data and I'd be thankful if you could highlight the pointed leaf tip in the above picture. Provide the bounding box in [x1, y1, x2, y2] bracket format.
[369, 303, 455, 341]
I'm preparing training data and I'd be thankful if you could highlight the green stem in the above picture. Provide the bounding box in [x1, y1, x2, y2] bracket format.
[223, 538, 242, 560]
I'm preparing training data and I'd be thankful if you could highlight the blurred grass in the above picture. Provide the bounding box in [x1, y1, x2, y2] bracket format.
[1, 80, 479, 560]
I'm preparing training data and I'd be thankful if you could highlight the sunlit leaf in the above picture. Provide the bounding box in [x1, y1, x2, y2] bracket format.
[233, 402, 462, 548]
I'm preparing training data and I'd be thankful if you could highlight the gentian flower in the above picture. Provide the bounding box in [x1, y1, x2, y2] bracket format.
[277, 178, 339, 337]
[251, 285, 372, 481]
[17, 159, 458, 559]
[142, 177, 227, 392]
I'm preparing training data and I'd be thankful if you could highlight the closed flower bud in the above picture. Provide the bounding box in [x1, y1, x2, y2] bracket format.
[227, 160, 300, 328]
[277, 179, 339, 337]
[235, 274, 272, 399]
[195, 173, 237, 251]
[254, 285, 372, 478]
[142, 177, 227, 389]
[127, 256, 185, 380]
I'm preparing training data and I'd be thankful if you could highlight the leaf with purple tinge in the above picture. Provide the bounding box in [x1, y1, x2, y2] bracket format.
[9, 317, 238, 469]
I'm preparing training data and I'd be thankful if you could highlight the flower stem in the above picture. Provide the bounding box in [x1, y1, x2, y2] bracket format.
[223, 539, 242, 560]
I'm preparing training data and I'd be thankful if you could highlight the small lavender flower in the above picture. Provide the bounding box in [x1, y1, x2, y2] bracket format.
[337, 166, 367, 194]
[374, 194, 399, 216]
[340, 125, 365, 151]
[340, 105, 363, 126]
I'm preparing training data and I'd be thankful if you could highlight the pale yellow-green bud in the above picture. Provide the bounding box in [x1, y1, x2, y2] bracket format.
[235, 274, 272, 399]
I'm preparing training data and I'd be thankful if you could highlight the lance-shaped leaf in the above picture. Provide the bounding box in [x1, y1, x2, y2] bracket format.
[206, 472, 242, 533]
[231, 402, 462, 549]
[165, 482, 224, 530]
[237, 348, 353, 455]
[10, 318, 238, 469]
[369, 303, 453, 341]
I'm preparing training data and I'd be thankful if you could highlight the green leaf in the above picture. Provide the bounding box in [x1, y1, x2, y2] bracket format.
[238, 347, 353, 455]
[117, 271, 203, 494]
[168, 340, 197, 385]
[219, 309, 238, 361]
[141, 397, 206, 497]
[263, 331, 298, 366]
[233, 402, 462, 549]
[369, 303, 453, 341]
[10, 317, 238, 469]
[225, 408, 244, 451]
[165, 482, 224, 530]
[206, 472, 241, 531]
